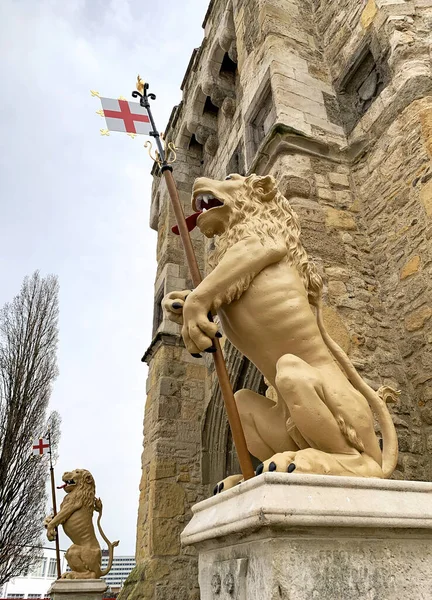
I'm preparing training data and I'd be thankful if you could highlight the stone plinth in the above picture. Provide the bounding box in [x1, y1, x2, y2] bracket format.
[181, 473, 432, 600]
[48, 579, 108, 600]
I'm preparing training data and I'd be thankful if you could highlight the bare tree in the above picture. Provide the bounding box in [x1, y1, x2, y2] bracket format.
[0, 272, 60, 586]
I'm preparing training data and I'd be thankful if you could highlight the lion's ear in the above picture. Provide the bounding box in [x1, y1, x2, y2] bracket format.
[84, 473, 94, 485]
[250, 174, 277, 202]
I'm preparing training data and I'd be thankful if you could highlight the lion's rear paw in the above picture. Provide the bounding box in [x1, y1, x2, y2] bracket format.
[256, 452, 297, 475]
[213, 474, 243, 495]
[256, 448, 384, 477]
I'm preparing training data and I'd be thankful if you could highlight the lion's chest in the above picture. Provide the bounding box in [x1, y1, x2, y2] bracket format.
[218, 263, 328, 377]
[62, 504, 97, 545]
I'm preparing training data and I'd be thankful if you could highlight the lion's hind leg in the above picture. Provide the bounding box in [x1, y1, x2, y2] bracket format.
[275, 354, 356, 455]
[62, 545, 100, 579]
[214, 388, 298, 495]
[235, 388, 297, 461]
[256, 354, 383, 477]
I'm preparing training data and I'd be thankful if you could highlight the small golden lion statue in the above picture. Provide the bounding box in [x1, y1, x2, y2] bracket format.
[164, 174, 399, 491]
[45, 469, 119, 579]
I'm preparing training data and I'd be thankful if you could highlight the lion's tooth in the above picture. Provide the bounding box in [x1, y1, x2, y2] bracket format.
[196, 195, 203, 211]
[203, 208, 208, 212]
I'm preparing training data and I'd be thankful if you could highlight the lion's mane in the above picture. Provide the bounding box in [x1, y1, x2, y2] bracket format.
[68, 469, 96, 514]
[209, 177, 323, 307]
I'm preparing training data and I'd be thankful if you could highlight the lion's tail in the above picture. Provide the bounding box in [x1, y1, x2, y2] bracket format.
[94, 497, 120, 577]
[316, 302, 399, 478]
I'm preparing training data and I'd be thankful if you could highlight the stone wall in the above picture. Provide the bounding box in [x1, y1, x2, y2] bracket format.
[120, 0, 432, 597]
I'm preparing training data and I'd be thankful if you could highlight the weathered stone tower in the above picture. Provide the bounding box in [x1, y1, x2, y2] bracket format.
[120, 0, 432, 598]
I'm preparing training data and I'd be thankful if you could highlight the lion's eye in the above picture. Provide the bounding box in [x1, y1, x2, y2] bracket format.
[225, 175, 232, 180]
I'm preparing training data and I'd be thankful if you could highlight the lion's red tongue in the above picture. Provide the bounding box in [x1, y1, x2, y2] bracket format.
[57, 483, 67, 489]
[172, 211, 202, 235]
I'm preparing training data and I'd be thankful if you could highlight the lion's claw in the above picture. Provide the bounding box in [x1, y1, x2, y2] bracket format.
[212, 474, 243, 496]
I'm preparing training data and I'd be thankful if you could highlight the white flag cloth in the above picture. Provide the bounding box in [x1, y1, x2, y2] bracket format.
[32, 438, 50, 456]
[100, 97, 152, 135]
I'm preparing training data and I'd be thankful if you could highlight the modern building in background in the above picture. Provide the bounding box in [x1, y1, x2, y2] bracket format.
[101, 552, 136, 595]
[0, 548, 66, 599]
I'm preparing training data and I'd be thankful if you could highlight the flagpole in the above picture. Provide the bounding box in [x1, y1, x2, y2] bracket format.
[132, 80, 255, 482]
[48, 430, 62, 579]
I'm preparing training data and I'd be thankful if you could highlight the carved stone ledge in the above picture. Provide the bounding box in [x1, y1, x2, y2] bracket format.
[205, 134, 219, 156]
[222, 96, 236, 118]
[141, 331, 182, 364]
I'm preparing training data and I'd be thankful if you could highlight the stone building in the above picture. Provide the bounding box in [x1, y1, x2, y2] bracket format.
[120, 0, 432, 598]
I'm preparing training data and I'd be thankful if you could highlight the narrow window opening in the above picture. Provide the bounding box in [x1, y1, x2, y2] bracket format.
[203, 96, 219, 116]
[152, 286, 165, 337]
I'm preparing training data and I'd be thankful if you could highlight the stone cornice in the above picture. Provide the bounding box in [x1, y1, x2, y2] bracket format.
[141, 331, 182, 364]
[248, 124, 368, 176]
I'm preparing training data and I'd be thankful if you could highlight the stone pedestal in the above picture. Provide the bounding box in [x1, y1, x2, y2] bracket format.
[48, 579, 108, 600]
[181, 473, 432, 600]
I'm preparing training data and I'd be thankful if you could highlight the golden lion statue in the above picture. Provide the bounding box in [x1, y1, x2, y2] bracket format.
[163, 174, 399, 490]
[45, 469, 119, 578]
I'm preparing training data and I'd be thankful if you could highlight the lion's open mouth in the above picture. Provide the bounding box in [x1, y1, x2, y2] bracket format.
[172, 193, 224, 235]
[57, 479, 76, 490]
[194, 194, 224, 212]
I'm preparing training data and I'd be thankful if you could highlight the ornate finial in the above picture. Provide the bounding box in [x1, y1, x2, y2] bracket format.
[100, 129, 110, 136]
[96, 109, 104, 117]
[144, 141, 161, 165]
[144, 138, 177, 166]
[90, 90, 101, 98]
[136, 75, 145, 95]
[165, 141, 177, 165]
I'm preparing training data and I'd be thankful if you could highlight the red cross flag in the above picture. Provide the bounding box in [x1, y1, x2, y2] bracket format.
[99, 97, 152, 135]
[32, 438, 50, 456]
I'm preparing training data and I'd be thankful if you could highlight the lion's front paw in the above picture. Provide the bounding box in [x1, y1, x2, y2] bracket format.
[46, 526, 56, 542]
[162, 290, 192, 326]
[182, 292, 220, 356]
[44, 514, 53, 528]
[212, 474, 244, 496]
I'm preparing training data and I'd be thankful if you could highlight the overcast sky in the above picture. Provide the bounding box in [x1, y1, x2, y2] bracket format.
[0, 0, 206, 555]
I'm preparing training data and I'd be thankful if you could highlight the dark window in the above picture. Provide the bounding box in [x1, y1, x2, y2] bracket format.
[152, 286, 164, 337]
[248, 85, 275, 157]
[203, 96, 219, 116]
[335, 41, 390, 134]
[227, 142, 245, 176]
[220, 52, 237, 75]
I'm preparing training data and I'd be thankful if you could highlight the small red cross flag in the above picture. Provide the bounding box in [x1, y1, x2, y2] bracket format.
[99, 97, 152, 135]
[32, 438, 50, 456]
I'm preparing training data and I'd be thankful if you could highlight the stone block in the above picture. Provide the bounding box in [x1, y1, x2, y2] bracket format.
[322, 305, 351, 353]
[182, 474, 432, 600]
[400, 255, 421, 279]
[153, 481, 186, 518]
[149, 460, 177, 481]
[420, 180, 432, 216]
[325, 207, 357, 230]
[151, 517, 181, 556]
[49, 579, 107, 600]
[405, 305, 432, 331]
[328, 172, 350, 188]
[361, 0, 378, 28]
